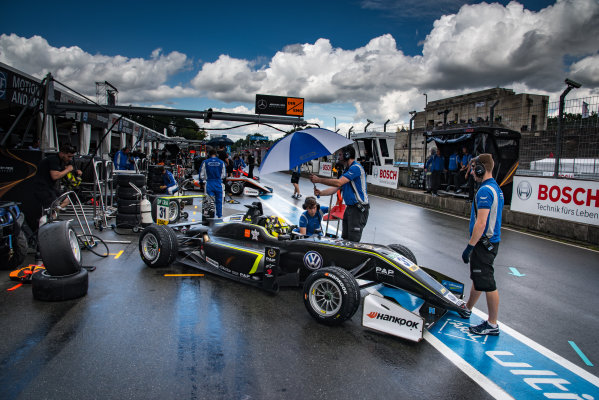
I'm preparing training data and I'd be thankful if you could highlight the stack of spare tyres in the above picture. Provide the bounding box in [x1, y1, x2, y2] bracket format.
[33, 220, 88, 301]
[114, 171, 146, 229]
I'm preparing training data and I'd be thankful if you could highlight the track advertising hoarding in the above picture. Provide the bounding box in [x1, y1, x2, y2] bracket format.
[511, 176, 599, 226]
[370, 166, 400, 189]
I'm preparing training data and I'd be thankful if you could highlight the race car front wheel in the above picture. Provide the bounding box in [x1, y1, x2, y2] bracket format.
[230, 181, 244, 196]
[388, 243, 418, 264]
[139, 224, 178, 267]
[303, 267, 360, 326]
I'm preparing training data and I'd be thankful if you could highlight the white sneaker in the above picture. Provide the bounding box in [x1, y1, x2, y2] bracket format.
[291, 193, 297, 199]
[296, 194, 302, 199]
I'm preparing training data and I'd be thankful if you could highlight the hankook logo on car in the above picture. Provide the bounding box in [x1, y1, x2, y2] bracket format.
[517, 180, 533, 200]
[303, 251, 322, 270]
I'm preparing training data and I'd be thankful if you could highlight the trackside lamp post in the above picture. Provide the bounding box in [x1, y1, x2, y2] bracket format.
[554, 78, 581, 177]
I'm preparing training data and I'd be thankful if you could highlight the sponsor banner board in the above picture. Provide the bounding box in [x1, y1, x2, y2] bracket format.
[370, 165, 399, 189]
[511, 176, 599, 226]
[255, 94, 304, 117]
[319, 162, 332, 177]
[0, 65, 42, 108]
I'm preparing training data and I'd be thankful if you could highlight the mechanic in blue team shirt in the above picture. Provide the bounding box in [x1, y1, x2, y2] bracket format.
[114, 147, 134, 170]
[429, 148, 445, 196]
[447, 149, 460, 191]
[457, 146, 473, 194]
[461, 153, 504, 336]
[298, 196, 329, 236]
[159, 166, 179, 195]
[200, 149, 226, 218]
[310, 145, 369, 242]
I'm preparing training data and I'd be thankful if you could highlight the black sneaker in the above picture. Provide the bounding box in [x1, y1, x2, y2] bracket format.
[469, 320, 499, 336]
[458, 307, 471, 319]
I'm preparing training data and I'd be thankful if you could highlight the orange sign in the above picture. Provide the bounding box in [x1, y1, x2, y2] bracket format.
[286, 97, 304, 116]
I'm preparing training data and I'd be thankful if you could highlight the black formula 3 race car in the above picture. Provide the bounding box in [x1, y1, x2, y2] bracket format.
[138, 201, 471, 342]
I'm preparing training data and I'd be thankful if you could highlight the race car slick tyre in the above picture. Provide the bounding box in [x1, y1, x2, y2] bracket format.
[115, 173, 146, 188]
[32, 269, 88, 302]
[388, 243, 417, 265]
[139, 224, 176, 267]
[165, 227, 179, 265]
[303, 267, 360, 326]
[38, 221, 82, 276]
[117, 186, 146, 200]
[117, 199, 140, 214]
[230, 181, 244, 196]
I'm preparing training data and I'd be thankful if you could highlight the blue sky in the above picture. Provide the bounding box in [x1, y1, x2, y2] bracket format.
[1, 0, 598, 139]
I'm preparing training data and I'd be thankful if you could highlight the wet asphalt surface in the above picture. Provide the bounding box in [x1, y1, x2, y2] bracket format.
[1, 172, 597, 400]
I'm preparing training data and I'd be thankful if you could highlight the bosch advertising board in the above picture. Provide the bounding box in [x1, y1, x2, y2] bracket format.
[511, 176, 599, 226]
[370, 166, 399, 189]
[255, 94, 304, 117]
[319, 162, 333, 177]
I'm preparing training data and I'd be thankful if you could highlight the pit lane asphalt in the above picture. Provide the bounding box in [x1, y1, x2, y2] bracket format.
[1, 172, 597, 400]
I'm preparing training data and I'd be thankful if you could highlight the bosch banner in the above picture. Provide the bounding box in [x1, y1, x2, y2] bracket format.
[319, 162, 332, 177]
[511, 176, 599, 226]
[370, 166, 399, 189]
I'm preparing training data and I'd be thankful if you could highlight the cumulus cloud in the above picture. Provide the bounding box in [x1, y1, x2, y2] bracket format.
[1, 0, 598, 125]
[0, 33, 192, 102]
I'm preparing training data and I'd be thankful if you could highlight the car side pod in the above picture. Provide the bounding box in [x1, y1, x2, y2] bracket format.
[361, 290, 426, 343]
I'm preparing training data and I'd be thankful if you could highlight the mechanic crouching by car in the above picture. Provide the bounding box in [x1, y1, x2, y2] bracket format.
[461, 154, 503, 336]
[299, 196, 329, 236]
[199, 149, 226, 218]
[159, 166, 179, 195]
[310, 145, 369, 242]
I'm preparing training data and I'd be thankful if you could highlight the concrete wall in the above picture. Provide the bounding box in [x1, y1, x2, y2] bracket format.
[367, 183, 599, 246]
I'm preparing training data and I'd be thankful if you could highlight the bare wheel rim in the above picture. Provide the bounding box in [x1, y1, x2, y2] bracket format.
[169, 202, 178, 221]
[141, 233, 160, 260]
[309, 278, 342, 316]
[68, 229, 81, 263]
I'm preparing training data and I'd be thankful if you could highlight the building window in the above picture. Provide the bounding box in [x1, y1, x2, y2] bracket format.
[531, 115, 537, 131]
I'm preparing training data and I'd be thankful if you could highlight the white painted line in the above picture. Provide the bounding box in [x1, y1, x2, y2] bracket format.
[423, 331, 514, 400]
[471, 308, 599, 387]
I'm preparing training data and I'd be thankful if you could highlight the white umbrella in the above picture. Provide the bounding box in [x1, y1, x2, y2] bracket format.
[259, 128, 353, 175]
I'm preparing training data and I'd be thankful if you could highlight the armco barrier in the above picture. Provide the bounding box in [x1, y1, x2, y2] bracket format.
[367, 183, 599, 246]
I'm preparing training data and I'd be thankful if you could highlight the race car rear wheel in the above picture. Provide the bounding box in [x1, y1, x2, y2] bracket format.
[139, 224, 176, 267]
[388, 243, 418, 264]
[303, 267, 360, 326]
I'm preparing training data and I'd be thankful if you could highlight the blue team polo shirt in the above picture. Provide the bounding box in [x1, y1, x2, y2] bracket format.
[448, 153, 459, 171]
[299, 206, 329, 236]
[461, 153, 472, 167]
[341, 161, 368, 206]
[162, 170, 177, 187]
[469, 178, 504, 243]
[431, 155, 445, 171]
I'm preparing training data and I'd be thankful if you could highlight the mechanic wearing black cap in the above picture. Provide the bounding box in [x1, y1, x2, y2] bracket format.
[310, 145, 369, 242]
[461, 153, 504, 336]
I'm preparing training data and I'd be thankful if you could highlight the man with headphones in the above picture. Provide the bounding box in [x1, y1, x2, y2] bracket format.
[461, 153, 504, 335]
[298, 196, 329, 236]
[310, 145, 369, 242]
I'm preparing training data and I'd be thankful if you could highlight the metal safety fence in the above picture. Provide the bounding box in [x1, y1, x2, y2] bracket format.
[517, 95, 599, 180]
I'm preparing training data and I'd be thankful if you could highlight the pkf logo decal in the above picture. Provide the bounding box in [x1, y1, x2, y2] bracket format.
[303, 251, 322, 271]
[0, 71, 6, 100]
[517, 180, 532, 201]
[267, 248, 277, 258]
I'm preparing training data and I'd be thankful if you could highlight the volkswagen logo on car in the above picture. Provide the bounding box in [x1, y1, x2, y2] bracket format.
[517, 180, 533, 200]
[303, 251, 323, 271]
